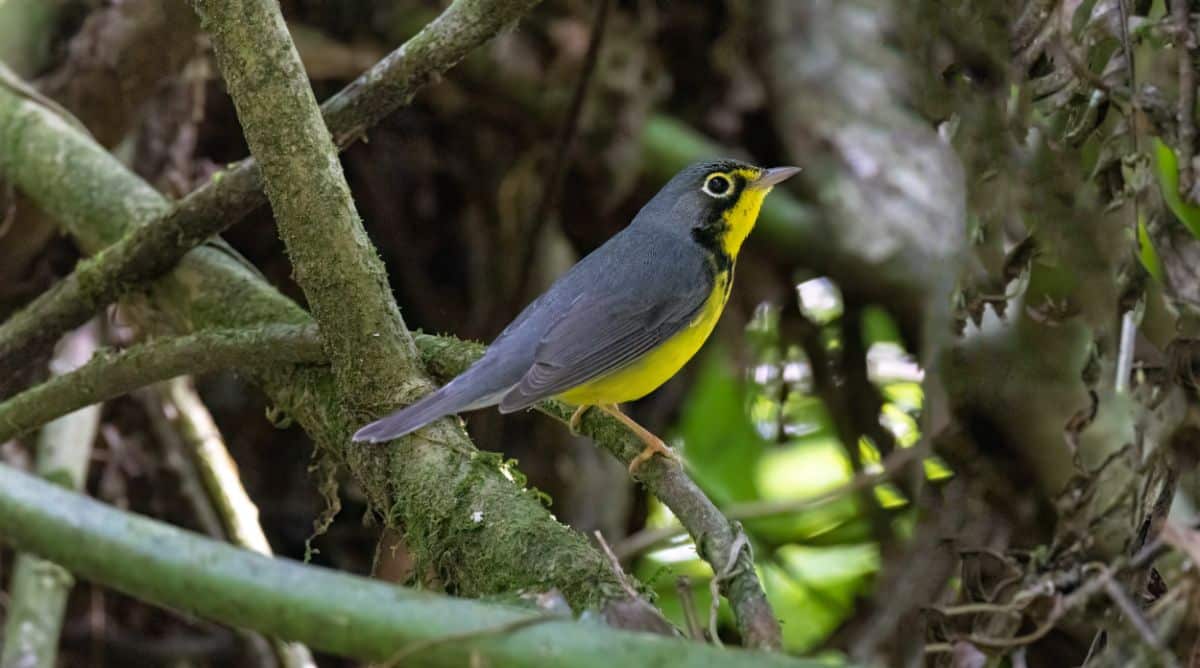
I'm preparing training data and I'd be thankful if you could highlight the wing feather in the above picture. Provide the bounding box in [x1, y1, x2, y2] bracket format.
[498, 279, 710, 412]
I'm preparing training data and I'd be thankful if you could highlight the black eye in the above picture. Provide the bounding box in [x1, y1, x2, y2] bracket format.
[704, 174, 731, 196]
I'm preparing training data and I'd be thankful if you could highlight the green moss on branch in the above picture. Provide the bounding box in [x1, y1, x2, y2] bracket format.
[0, 325, 323, 443]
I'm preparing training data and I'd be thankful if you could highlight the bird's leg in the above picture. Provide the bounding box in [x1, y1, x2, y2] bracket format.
[596, 403, 679, 473]
[569, 404, 592, 434]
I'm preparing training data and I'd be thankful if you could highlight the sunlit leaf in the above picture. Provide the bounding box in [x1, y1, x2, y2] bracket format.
[1153, 136, 1200, 239]
[861, 306, 901, 345]
[764, 544, 879, 652]
[923, 456, 954, 481]
[677, 349, 768, 505]
[1138, 214, 1165, 283]
[881, 382, 923, 413]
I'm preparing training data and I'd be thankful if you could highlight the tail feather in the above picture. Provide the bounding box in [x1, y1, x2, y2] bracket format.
[351, 376, 507, 443]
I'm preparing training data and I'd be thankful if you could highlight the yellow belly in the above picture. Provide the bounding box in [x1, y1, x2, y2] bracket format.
[557, 273, 730, 406]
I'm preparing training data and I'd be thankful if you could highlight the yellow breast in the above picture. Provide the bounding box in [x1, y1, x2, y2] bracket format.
[557, 272, 731, 406]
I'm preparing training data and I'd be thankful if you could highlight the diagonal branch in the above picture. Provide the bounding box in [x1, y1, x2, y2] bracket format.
[189, 0, 413, 412]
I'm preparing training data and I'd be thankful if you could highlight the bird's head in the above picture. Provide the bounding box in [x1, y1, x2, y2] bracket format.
[636, 159, 800, 260]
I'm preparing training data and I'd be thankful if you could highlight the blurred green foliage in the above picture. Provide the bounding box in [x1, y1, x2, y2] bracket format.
[633, 286, 938, 654]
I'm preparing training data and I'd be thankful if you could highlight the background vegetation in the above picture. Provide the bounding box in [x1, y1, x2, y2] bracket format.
[2, 0, 1200, 666]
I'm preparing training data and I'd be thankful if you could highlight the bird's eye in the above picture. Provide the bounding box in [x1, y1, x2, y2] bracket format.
[703, 174, 732, 198]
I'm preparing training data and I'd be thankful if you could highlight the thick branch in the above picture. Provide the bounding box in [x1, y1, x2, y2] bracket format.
[0, 462, 829, 667]
[0, 0, 545, 390]
[0, 325, 323, 443]
[191, 0, 407, 409]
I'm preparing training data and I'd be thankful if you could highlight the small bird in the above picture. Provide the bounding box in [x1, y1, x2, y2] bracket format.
[354, 159, 800, 471]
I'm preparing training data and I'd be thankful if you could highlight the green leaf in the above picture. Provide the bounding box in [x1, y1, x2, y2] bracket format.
[677, 349, 768, 505]
[1138, 214, 1165, 283]
[1153, 137, 1200, 239]
[860, 306, 901, 345]
[763, 545, 879, 652]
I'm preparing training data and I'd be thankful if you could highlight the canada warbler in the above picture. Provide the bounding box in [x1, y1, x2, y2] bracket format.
[354, 159, 799, 471]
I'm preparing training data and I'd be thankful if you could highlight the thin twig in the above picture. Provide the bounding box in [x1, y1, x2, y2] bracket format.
[376, 614, 562, 668]
[1052, 4, 1119, 98]
[945, 597, 1063, 649]
[707, 529, 749, 648]
[593, 530, 678, 633]
[593, 530, 645, 602]
[613, 446, 918, 560]
[930, 601, 1027, 618]
[676, 576, 704, 641]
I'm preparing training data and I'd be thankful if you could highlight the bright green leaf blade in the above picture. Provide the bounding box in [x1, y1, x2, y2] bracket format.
[1138, 214, 1165, 283]
[677, 349, 768, 505]
[1153, 136, 1200, 239]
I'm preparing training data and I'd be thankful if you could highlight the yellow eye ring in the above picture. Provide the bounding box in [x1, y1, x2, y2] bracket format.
[702, 173, 733, 198]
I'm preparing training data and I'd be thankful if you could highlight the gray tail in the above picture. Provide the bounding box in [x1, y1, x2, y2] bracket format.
[351, 375, 504, 443]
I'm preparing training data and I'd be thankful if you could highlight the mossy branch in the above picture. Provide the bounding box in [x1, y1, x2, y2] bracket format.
[0, 325, 324, 443]
[0, 462, 833, 667]
[190, 0, 410, 409]
[0, 0, 545, 389]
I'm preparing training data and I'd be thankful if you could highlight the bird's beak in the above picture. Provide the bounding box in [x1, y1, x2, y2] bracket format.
[751, 166, 802, 189]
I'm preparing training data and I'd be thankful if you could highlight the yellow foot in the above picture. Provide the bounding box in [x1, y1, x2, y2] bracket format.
[569, 405, 592, 434]
[596, 403, 680, 474]
[627, 436, 678, 474]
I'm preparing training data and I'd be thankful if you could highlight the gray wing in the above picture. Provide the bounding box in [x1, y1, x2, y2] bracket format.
[497, 274, 711, 412]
